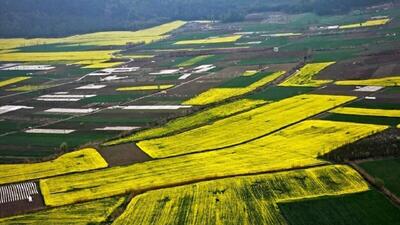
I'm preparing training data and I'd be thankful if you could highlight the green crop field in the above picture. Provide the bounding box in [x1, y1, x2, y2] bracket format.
[279, 190, 400, 225]
[359, 158, 400, 197]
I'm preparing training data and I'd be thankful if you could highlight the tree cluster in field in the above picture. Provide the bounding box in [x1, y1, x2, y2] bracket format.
[0, 0, 396, 37]
[321, 128, 400, 162]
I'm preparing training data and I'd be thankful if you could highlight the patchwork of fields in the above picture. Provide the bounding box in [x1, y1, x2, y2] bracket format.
[0, 4, 400, 225]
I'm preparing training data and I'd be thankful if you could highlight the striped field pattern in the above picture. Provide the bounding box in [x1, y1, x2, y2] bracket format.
[0, 182, 38, 204]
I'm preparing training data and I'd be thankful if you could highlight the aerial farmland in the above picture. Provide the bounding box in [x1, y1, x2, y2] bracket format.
[0, 1, 400, 224]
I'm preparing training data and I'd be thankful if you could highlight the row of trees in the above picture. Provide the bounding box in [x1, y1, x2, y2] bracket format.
[0, 0, 396, 37]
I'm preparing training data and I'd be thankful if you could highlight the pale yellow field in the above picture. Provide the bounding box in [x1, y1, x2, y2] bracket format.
[8, 84, 54, 92]
[175, 35, 242, 45]
[340, 18, 390, 29]
[113, 165, 369, 225]
[184, 71, 285, 105]
[105, 99, 268, 145]
[280, 62, 335, 87]
[39, 120, 385, 206]
[335, 76, 400, 86]
[242, 70, 258, 76]
[139, 94, 355, 158]
[331, 107, 400, 117]
[0, 76, 30, 88]
[0, 21, 186, 50]
[0, 148, 107, 185]
[82, 61, 124, 69]
[0, 197, 125, 225]
[116, 85, 174, 91]
[0, 50, 116, 62]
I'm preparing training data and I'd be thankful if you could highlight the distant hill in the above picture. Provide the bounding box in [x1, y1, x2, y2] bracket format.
[0, 0, 395, 37]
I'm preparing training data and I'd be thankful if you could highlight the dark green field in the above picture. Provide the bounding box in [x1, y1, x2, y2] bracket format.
[321, 113, 400, 126]
[248, 86, 315, 101]
[279, 190, 400, 225]
[359, 158, 400, 197]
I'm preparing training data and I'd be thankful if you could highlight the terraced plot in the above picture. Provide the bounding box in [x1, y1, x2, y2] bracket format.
[0, 197, 125, 225]
[106, 99, 267, 145]
[139, 94, 355, 158]
[39, 120, 385, 206]
[280, 62, 334, 87]
[183, 71, 285, 105]
[0, 148, 107, 185]
[112, 165, 369, 225]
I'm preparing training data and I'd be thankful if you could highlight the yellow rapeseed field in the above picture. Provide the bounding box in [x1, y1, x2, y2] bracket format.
[0, 76, 30, 88]
[175, 35, 242, 45]
[0, 21, 186, 50]
[0, 50, 116, 62]
[335, 76, 400, 86]
[105, 99, 268, 145]
[0, 197, 125, 225]
[242, 70, 258, 76]
[82, 61, 124, 69]
[139, 94, 355, 158]
[0, 148, 107, 185]
[116, 85, 174, 91]
[330, 107, 400, 117]
[184, 71, 285, 105]
[112, 165, 369, 225]
[280, 62, 335, 87]
[340, 18, 390, 29]
[39, 120, 385, 206]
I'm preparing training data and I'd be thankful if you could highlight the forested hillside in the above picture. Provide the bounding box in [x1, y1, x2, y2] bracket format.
[0, 0, 396, 37]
